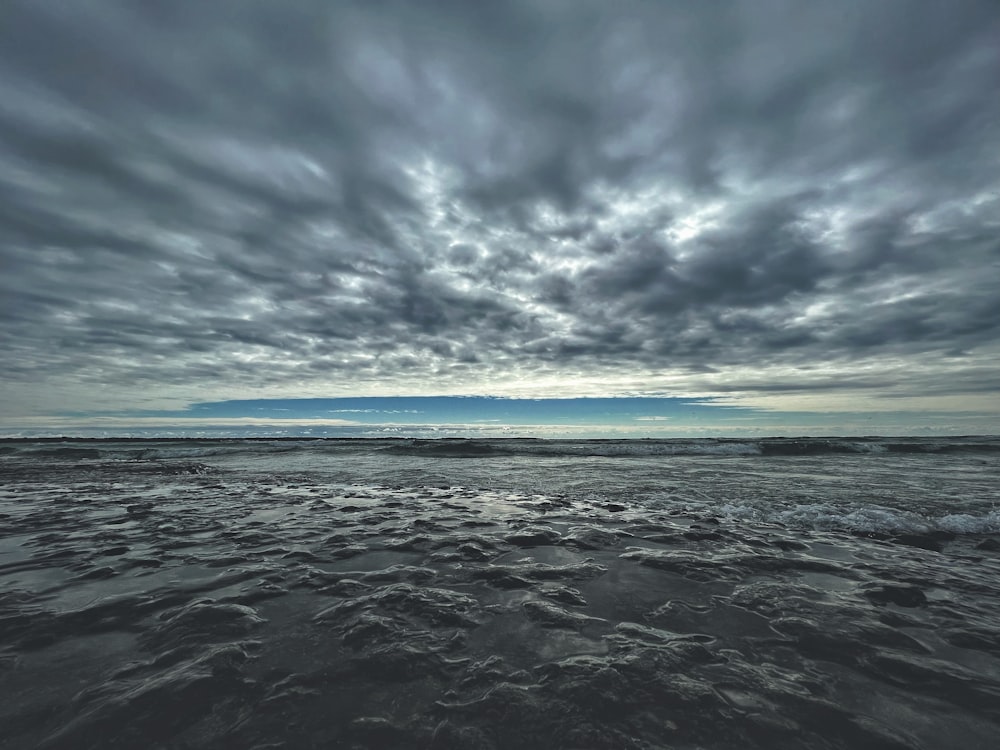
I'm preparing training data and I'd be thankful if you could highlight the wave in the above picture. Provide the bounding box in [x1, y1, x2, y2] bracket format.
[15, 446, 106, 459]
[3, 436, 999, 462]
[379, 436, 1000, 459]
[709, 501, 1000, 535]
[381, 439, 509, 458]
[380, 438, 766, 458]
[2, 440, 314, 462]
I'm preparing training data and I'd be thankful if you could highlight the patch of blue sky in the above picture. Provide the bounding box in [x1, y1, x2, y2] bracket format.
[131, 396, 757, 426]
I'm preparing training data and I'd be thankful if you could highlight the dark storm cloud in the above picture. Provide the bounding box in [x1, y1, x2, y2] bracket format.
[0, 0, 998, 408]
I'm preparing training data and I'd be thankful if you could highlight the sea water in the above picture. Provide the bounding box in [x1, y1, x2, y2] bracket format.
[1, 437, 999, 748]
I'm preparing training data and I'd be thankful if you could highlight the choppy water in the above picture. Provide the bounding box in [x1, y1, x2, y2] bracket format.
[2, 437, 999, 748]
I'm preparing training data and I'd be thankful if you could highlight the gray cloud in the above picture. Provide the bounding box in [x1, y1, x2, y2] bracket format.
[1, 0, 998, 415]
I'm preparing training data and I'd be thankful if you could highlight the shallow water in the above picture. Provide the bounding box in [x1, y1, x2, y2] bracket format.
[1, 437, 999, 748]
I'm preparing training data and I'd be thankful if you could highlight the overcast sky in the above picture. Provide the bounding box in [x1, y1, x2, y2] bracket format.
[1, 1, 998, 436]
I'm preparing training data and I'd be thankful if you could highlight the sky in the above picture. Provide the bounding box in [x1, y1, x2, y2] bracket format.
[1, 1, 998, 438]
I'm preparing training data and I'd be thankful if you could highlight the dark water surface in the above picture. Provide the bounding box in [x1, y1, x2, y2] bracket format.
[2, 437, 999, 748]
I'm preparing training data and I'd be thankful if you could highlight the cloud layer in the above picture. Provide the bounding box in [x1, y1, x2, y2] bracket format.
[1, 1, 998, 422]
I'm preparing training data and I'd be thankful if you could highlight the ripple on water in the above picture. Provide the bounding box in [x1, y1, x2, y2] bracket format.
[0, 462, 998, 749]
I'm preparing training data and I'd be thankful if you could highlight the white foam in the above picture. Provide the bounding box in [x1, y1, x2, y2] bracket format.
[937, 510, 1000, 534]
[712, 501, 1000, 534]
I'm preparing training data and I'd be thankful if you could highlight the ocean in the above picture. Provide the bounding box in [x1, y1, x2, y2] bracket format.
[2, 436, 999, 748]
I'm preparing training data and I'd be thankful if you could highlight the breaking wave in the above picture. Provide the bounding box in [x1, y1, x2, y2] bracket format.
[3, 435, 998, 463]
[377, 436, 1000, 458]
[711, 502, 1000, 535]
